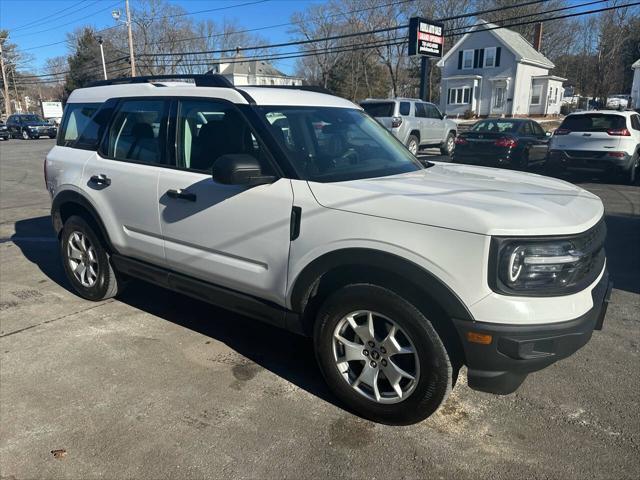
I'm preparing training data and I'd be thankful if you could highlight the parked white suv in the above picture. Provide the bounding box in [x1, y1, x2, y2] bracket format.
[46, 75, 611, 425]
[548, 110, 640, 183]
[360, 98, 457, 156]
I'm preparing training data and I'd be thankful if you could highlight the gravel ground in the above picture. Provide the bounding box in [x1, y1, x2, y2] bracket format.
[1, 139, 638, 480]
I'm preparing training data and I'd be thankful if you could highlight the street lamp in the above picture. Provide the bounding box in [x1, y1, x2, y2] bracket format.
[112, 0, 136, 77]
[97, 36, 107, 80]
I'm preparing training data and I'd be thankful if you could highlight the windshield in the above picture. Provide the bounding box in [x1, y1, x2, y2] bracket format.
[561, 114, 626, 132]
[21, 115, 45, 123]
[360, 102, 395, 118]
[471, 120, 519, 133]
[259, 107, 422, 183]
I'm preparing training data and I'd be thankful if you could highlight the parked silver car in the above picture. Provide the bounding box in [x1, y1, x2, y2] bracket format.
[360, 98, 457, 156]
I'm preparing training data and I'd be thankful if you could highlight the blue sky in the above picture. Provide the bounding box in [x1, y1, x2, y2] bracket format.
[0, 0, 326, 75]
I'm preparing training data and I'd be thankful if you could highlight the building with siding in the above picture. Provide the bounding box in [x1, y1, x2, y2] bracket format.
[436, 20, 565, 118]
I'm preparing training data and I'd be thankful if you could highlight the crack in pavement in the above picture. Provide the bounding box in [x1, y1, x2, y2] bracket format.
[0, 300, 114, 339]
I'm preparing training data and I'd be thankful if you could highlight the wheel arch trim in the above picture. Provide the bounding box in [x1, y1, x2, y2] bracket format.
[288, 247, 474, 322]
[51, 189, 117, 253]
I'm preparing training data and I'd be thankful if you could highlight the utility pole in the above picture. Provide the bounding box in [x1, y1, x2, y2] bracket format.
[419, 57, 431, 101]
[97, 36, 108, 80]
[125, 0, 136, 77]
[0, 39, 12, 116]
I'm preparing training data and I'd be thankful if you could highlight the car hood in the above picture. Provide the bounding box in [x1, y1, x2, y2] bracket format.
[307, 163, 604, 236]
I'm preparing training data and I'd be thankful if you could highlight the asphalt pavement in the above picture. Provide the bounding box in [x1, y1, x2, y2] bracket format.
[1, 139, 638, 479]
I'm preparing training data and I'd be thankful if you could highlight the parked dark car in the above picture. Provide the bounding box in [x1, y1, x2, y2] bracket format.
[5, 114, 57, 140]
[0, 121, 9, 140]
[453, 118, 550, 169]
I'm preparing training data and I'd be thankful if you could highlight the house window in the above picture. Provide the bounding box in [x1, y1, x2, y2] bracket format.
[448, 87, 471, 105]
[484, 47, 496, 68]
[531, 85, 542, 105]
[462, 50, 474, 69]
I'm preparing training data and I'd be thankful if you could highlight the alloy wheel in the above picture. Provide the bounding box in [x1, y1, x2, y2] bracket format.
[332, 310, 420, 404]
[67, 231, 99, 287]
[21, 130, 29, 140]
[447, 135, 455, 155]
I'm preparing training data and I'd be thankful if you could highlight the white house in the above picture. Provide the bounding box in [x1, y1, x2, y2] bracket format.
[436, 21, 565, 117]
[211, 53, 303, 87]
[631, 59, 640, 109]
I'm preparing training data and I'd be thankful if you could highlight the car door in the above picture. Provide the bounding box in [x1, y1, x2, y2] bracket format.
[531, 121, 550, 162]
[157, 98, 293, 304]
[6, 115, 17, 137]
[414, 103, 429, 144]
[426, 104, 446, 144]
[81, 98, 169, 265]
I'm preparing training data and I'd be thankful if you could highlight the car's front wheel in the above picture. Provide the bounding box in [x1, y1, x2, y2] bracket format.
[21, 129, 30, 140]
[314, 284, 452, 425]
[60, 215, 123, 301]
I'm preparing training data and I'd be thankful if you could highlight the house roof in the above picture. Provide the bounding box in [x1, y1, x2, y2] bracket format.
[437, 20, 554, 69]
[632, 59, 640, 69]
[216, 55, 298, 78]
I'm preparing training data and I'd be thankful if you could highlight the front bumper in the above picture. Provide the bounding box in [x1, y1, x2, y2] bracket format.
[452, 269, 612, 395]
[547, 150, 633, 173]
[27, 126, 57, 138]
[0, 130, 9, 139]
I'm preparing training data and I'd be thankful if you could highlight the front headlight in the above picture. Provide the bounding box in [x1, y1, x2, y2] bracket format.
[490, 220, 606, 296]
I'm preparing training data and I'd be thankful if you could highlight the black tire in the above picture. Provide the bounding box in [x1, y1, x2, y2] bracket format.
[60, 215, 122, 301]
[406, 135, 419, 156]
[314, 284, 452, 425]
[625, 152, 638, 185]
[440, 132, 455, 156]
[49, 135, 56, 139]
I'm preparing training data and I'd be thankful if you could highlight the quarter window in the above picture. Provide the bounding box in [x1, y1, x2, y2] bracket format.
[57, 103, 101, 146]
[399, 102, 411, 116]
[106, 99, 168, 165]
[484, 47, 496, 67]
[630, 114, 640, 131]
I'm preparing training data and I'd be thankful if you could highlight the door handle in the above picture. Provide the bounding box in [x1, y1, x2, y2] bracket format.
[166, 189, 196, 202]
[89, 174, 111, 186]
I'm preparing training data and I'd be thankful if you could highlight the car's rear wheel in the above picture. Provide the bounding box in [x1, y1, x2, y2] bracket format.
[406, 135, 419, 156]
[314, 284, 452, 425]
[440, 132, 455, 156]
[60, 215, 122, 301]
[625, 152, 638, 185]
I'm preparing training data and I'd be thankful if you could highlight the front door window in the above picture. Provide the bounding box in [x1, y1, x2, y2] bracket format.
[493, 87, 505, 110]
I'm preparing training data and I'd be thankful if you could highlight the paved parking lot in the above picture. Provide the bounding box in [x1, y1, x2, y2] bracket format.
[1, 139, 638, 479]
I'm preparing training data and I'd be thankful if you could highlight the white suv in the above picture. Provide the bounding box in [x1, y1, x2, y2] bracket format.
[46, 75, 611, 425]
[548, 110, 640, 184]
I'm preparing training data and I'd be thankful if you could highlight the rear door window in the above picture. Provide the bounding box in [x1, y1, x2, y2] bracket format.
[415, 103, 427, 118]
[105, 99, 169, 165]
[361, 102, 395, 118]
[561, 114, 626, 132]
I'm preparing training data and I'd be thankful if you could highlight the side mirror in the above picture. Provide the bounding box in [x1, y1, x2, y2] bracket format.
[442, 114, 447, 120]
[212, 154, 277, 186]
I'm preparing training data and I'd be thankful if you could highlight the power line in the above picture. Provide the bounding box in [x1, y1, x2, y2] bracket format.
[133, 0, 418, 48]
[7, 0, 90, 33]
[447, 0, 640, 36]
[20, 24, 124, 53]
[11, 1, 122, 39]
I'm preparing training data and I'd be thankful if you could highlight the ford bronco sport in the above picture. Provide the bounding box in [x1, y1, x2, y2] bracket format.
[46, 75, 611, 425]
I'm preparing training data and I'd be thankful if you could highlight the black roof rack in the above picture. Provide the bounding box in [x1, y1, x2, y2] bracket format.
[242, 84, 333, 95]
[88, 74, 234, 88]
